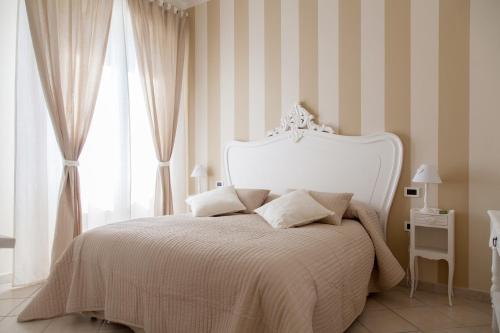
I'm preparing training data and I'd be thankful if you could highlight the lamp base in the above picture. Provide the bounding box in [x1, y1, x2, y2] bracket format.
[419, 183, 438, 214]
[419, 207, 441, 215]
[419, 207, 435, 214]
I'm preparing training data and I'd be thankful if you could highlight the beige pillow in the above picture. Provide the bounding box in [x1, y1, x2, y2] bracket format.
[307, 191, 353, 225]
[235, 189, 270, 213]
[255, 190, 333, 229]
[263, 193, 280, 204]
[186, 186, 246, 217]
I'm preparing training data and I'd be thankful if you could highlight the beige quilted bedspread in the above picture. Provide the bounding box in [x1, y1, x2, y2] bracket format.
[18, 202, 404, 333]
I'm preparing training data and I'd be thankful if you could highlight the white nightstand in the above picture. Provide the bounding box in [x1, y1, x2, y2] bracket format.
[409, 208, 455, 306]
[488, 210, 500, 332]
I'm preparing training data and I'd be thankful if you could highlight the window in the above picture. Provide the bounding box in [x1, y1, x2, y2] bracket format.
[13, 0, 188, 286]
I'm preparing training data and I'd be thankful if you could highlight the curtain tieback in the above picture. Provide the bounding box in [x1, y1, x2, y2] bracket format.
[158, 161, 170, 168]
[64, 160, 79, 167]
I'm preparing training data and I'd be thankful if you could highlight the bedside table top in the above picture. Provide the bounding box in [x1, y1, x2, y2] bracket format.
[411, 209, 454, 229]
[411, 208, 454, 216]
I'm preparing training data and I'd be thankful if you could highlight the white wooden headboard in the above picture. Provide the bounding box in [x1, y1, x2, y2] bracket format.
[224, 105, 403, 236]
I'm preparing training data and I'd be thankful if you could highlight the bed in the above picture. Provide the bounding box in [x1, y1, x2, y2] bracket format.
[18, 105, 405, 333]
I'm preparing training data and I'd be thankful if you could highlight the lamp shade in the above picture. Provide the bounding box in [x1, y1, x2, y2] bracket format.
[412, 164, 442, 184]
[190, 164, 207, 178]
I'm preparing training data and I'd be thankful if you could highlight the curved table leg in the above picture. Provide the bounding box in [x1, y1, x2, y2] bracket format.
[492, 246, 500, 332]
[415, 256, 419, 291]
[448, 259, 454, 306]
[410, 253, 416, 298]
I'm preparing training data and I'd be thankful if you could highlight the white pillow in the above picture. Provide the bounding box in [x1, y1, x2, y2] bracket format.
[186, 186, 246, 217]
[255, 189, 334, 229]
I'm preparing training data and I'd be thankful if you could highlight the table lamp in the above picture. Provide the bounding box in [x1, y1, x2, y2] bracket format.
[191, 164, 207, 194]
[412, 164, 442, 213]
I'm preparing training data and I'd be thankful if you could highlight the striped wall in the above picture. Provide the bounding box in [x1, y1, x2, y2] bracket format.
[187, 0, 500, 291]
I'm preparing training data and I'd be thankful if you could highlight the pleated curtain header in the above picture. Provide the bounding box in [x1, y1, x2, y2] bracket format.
[140, 0, 189, 16]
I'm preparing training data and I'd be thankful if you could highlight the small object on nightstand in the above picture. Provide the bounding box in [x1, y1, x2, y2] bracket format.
[409, 208, 455, 306]
[0, 235, 15, 249]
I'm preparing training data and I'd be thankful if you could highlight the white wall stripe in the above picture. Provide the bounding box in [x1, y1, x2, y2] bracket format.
[249, 0, 265, 140]
[194, 4, 208, 191]
[411, 0, 440, 284]
[361, 0, 385, 135]
[318, 0, 339, 130]
[281, 0, 300, 115]
[220, 0, 235, 164]
[410, 0, 439, 209]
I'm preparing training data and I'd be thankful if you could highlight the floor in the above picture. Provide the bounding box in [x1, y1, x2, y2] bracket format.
[0, 283, 493, 333]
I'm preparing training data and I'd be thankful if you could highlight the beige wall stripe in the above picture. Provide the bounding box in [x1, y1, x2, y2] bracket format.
[265, 0, 281, 131]
[339, 0, 361, 135]
[281, 0, 300, 115]
[187, 8, 196, 195]
[469, 0, 500, 292]
[234, 0, 249, 141]
[385, 0, 411, 267]
[410, 0, 440, 283]
[207, 0, 221, 188]
[299, 0, 318, 116]
[361, 0, 385, 135]
[220, 0, 235, 171]
[248, 0, 266, 140]
[438, 0, 469, 288]
[318, 0, 339, 130]
[194, 4, 208, 192]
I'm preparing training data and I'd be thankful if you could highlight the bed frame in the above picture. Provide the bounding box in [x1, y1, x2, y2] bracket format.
[224, 104, 403, 237]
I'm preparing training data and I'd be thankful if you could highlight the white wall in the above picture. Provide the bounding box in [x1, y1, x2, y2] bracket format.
[0, 0, 18, 282]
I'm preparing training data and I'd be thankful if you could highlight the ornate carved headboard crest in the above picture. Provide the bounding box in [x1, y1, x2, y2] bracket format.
[267, 104, 335, 143]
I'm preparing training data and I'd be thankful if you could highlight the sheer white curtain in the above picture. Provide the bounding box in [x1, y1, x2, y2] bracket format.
[14, 0, 188, 286]
[79, 0, 137, 230]
[14, 0, 61, 286]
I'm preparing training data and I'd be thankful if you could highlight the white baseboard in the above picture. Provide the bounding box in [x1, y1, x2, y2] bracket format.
[0, 272, 12, 285]
[399, 278, 490, 303]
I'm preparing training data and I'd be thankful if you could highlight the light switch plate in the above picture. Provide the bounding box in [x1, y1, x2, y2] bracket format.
[404, 187, 420, 198]
[404, 221, 411, 232]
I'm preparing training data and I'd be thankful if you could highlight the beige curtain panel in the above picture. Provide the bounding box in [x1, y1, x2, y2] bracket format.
[24, 0, 113, 264]
[128, 0, 189, 216]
